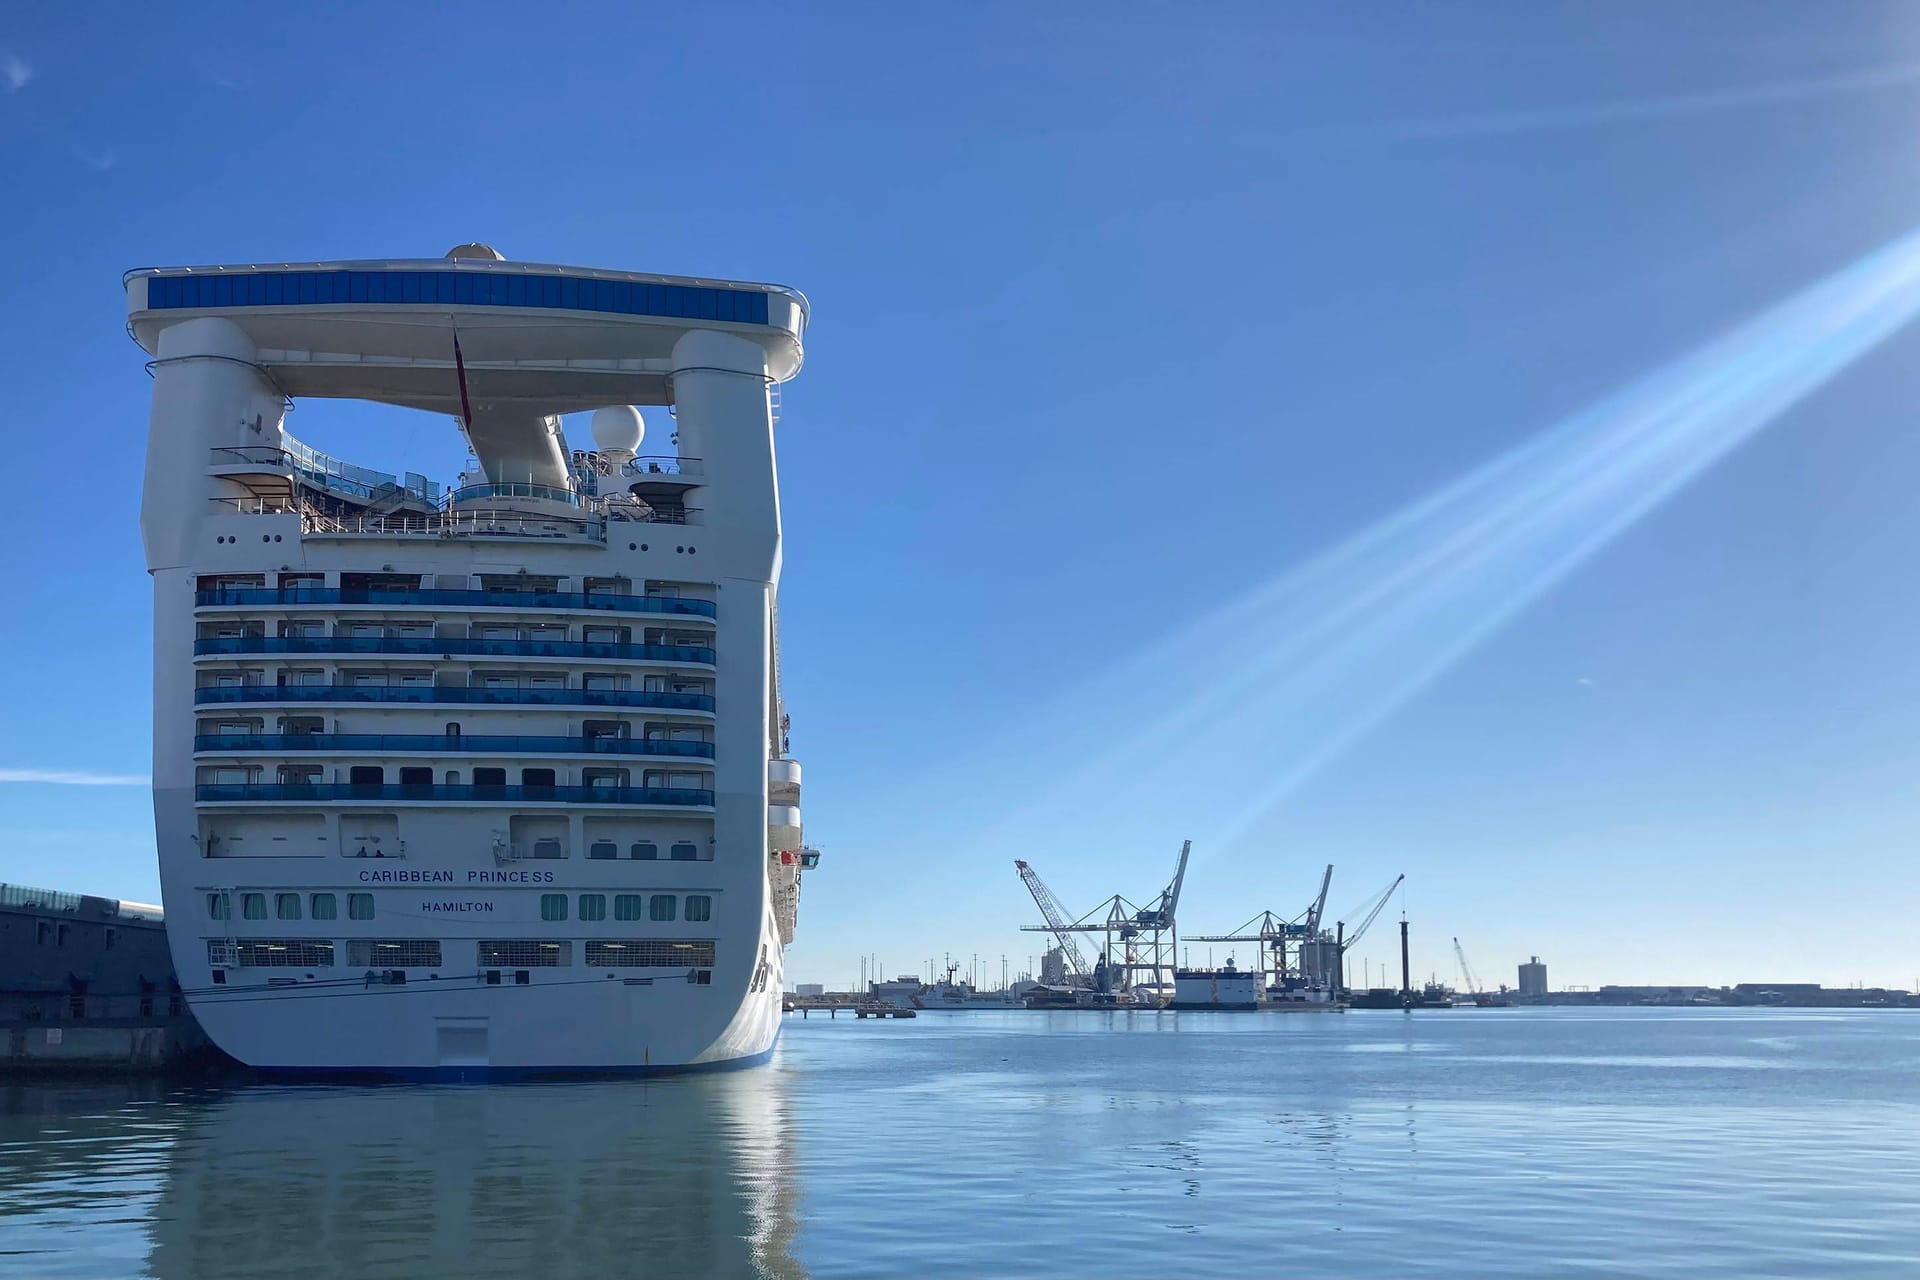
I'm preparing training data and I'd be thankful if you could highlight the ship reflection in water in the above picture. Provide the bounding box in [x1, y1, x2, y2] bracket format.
[139, 1074, 804, 1280]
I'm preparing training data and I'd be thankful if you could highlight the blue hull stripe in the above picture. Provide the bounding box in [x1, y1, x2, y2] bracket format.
[251, 1042, 776, 1084]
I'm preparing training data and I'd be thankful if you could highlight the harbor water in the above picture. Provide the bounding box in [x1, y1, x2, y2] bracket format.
[4, 1007, 1919, 1278]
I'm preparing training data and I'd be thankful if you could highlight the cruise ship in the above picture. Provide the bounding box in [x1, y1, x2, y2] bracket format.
[129, 245, 815, 1078]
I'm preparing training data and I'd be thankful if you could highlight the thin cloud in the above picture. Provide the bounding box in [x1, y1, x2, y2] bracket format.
[1, 49, 31, 92]
[74, 144, 116, 172]
[0, 768, 150, 786]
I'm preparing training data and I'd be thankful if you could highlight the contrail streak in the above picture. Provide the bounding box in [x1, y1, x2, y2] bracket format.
[1316, 62, 1920, 143]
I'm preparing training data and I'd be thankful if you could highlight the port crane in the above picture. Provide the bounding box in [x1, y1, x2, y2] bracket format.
[1453, 937, 1484, 998]
[1452, 936, 1510, 1006]
[1187, 863, 1337, 990]
[1014, 859, 1089, 982]
[1335, 873, 1404, 990]
[1016, 840, 1192, 1001]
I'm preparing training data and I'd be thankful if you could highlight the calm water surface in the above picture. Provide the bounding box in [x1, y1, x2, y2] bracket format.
[3, 1007, 1918, 1278]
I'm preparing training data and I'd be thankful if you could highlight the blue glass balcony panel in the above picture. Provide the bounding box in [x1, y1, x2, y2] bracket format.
[195, 783, 714, 806]
[193, 587, 716, 617]
[193, 734, 715, 758]
[194, 636, 715, 664]
[193, 686, 714, 711]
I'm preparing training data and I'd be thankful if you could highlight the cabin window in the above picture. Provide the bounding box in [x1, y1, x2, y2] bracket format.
[669, 842, 698, 862]
[207, 892, 230, 920]
[588, 841, 617, 860]
[630, 841, 658, 861]
[348, 893, 374, 920]
[398, 766, 432, 787]
[311, 893, 337, 920]
[242, 893, 267, 920]
[614, 894, 644, 921]
[275, 893, 301, 920]
[685, 895, 713, 923]
[540, 894, 568, 922]
[473, 767, 506, 788]
[579, 894, 607, 922]
[649, 894, 676, 922]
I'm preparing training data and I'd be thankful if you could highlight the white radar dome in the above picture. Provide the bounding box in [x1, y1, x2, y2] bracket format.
[589, 405, 645, 455]
[445, 242, 505, 260]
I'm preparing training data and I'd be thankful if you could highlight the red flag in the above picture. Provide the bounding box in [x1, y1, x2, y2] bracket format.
[451, 321, 474, 431]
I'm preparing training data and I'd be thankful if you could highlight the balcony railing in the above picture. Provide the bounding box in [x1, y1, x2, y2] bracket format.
[196, 783, 714, 806]
[193, 587, 717, 617]
[193, 636, 716, 664]
[193, 686, 715, 711]
[194, 733, 716, 758]
[625, 456, 703, 478]
[447, 482, 585, 508]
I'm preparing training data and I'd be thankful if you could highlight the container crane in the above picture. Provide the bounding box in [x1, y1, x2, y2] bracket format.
[1189, 861, 1338, 990]
[1013, 859, 1089, 981]
[1017, 841, 1192, 1002]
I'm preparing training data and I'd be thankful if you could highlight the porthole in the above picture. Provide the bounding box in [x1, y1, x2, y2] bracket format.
[628, 542, 637, 550]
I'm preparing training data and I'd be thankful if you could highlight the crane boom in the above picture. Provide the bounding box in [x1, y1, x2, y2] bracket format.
[1338, 874, 1404, 950]
[1014, 860, 1089, 977]
[1305, 864, 1333, 935]
[1162, 840, 1192, 921]
[1453, 936, 1484, 995]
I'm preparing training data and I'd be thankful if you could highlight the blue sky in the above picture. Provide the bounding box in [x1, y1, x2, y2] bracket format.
[4, 3, 1920, 990]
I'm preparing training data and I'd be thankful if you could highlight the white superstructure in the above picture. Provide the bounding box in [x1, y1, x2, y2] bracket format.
[128, 246, 814, 1078]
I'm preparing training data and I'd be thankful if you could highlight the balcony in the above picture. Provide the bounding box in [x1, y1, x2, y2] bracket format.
[194, 636, 716, 664]
[194, 587, 717, 617]
[193, 686, 715, 711]
[209, 444, 442, 505]
[193, 733, 716, 758]
[195, 783, 714, 806]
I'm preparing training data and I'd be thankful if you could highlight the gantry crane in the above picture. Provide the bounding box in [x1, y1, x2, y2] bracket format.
[1016, 840, 1192, 1002]
[1187, 862, 1337, 992]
